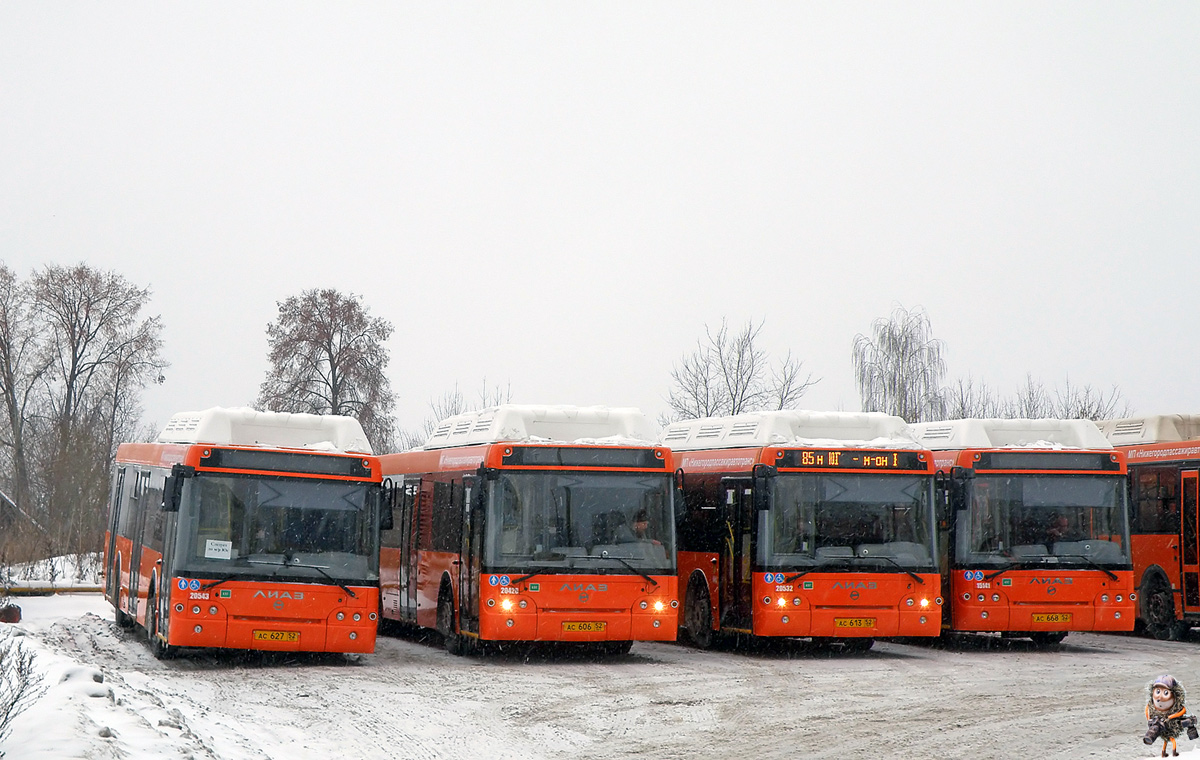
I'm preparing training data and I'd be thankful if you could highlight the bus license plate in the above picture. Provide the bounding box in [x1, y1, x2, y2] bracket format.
[834, 618, 875, 629]
[1032, 613, 1071, 624]
[562, 622, 606, 633]
[253, 630, 300, 643]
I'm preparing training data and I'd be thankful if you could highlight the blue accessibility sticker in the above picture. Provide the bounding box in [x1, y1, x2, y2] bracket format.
[500, 575, 511, 586]
[189, 579, 201, 591]
[177, 578, 189, 591]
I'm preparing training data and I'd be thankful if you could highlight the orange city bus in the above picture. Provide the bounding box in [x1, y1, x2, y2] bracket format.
[103, 408, 387, 658]
[912, 418, 1135, 645]
[378, 405, 679, 656]
[1098, 414, 1200, 640]
[662, 411, 942, 652]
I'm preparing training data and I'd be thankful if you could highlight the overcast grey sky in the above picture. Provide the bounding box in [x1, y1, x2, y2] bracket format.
[2, 4, 1198, 439]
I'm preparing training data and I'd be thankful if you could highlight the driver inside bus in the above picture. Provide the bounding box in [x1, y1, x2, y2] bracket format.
[631, 509, 660, 545]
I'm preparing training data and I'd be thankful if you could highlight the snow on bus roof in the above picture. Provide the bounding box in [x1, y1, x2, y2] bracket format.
[421, 405, 657, 450]
[156, 407, 373, 454]
[910, 418, 1111, 451]
[660, 410, 919, 451]
[1096, 414, 1200, 445]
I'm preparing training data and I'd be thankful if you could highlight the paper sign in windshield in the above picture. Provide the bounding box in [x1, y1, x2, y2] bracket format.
[205, 539, 232, 560]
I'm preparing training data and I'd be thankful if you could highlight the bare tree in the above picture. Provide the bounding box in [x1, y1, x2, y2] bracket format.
[399, 379, 513, 450]
[0, 637, 45, 753]
[665, 319, 816, 422]
[32, 264, 166, 553]
[0, 267, 51, 524]
[944, 375, 1004, 420]
[852, 305, 947, 423]
[258, 289, 397, 452]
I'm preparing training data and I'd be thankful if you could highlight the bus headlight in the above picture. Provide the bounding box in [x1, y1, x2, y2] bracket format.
[501, 599, 514, 612]
[920, 598, 930, 608]
[1101, 594, 1109, 603]
[905, 598, 914, 607]
[640, 601, 648, 610]
[776, 597, 787, 607]
[654, 601, 665, 612]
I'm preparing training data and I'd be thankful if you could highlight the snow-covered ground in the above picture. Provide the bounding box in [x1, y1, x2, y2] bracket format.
[2, 592, 1199, 759]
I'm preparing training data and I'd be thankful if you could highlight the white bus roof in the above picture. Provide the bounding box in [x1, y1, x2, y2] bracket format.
[157, 407, 373, 454]
[910, 418, 1111, 451]
[660, 410, 919, 451]
[1097, 414, 1200, 445]
[422, 405, 656, 450]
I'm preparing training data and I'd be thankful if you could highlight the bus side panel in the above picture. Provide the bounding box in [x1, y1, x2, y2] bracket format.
[677, 549, 720, 633]
[1131, 533, 1180, 614]
[415, 549, 458, 630]
[379, 546, 403, 623]
[109, 533, 135, 614]
[135, 547, 163, 628]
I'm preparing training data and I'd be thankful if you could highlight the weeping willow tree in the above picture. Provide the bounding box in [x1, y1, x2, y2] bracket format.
[851, 305, 946, 423]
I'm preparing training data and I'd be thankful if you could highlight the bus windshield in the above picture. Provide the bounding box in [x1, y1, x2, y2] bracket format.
[173, 474, 379, 582]
[763, 473, 936, 571]
[485, 470, 675, 573]
[958, 474, 1131, 567]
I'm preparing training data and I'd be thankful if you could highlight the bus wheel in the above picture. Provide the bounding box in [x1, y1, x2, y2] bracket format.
[114, 608, 133, 629]
[1029, 631, 1067, 648]
[1144, 578, 1184, 641]
[437, 589, 465, 656]
[146, 594, 174, 660]
[685, 577, 714, 649]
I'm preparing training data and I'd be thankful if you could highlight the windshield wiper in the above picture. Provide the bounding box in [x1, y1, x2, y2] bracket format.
[200, 577, 233, 592]
[1054, 553, 1120, 581]
[785, 559, 850, 584]
[574, 552, 658, 588]
[246, 556, 358, 598]
[852, 555, 925, 584]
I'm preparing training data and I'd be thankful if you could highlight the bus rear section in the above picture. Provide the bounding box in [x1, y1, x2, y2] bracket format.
[103, 408, 386, 658]
[379, 405, 678, 655]
[664, 411, 942, 651]
[913, 418, 1135, 645]
[1099, 414, 1200, 640]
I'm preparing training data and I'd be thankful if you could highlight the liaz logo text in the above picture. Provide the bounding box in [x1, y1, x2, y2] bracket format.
[830, 581, 877, 590]
[1028, 578, 1073, 585]
[253, 590, 306, 599]
[559, 583, 608, 592]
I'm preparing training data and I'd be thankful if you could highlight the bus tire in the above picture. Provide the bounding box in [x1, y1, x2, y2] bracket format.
[1029, 631, 1067, 647]
[146, 592, 173, 660]
[437, 586, 465, 656]
[685, 575, 715, 649]
[1143, 575, 1184, 641]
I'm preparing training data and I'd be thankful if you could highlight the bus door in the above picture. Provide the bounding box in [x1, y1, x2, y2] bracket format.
[124, 470, 150, 620]
[719, 477, 754, 630]
[1181, 472, 1200, 612]
[399, 478, 422, 621]
[458, 477, 482, 634]
[105, 467, 127, 606]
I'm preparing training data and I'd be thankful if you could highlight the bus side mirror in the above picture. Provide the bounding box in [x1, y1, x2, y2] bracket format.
[162, 464, 194, 512]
